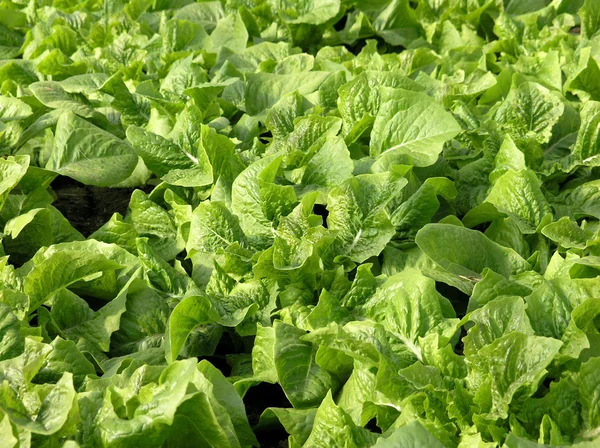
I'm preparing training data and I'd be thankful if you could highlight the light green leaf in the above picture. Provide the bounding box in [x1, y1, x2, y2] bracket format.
[463, 296, 534, 356]
[580, 357, 600, 431]
[187, 201, 247, 258]
[197, 360, 258, 447]
[126, 125, 213, 187]
[48, 285, 127, 352]
[0, 372, 75, 435]
[493, 82, 564, 145]
[467, 333, 562, 419]
[23, 247, 123, 313]
[572, 101, 600, 166]
[274, 320, 334, 409]
[416, 224, 531, 280]
[273, 193, 327, 270]
[34, 337, 96, 389]
[166, 295, 213, 363]
[245, 72, 331, 117]
[301, 136, 354, 189]
[371, 87, 461, 169]
[47, 112, 138, 187]
[303, 391, 378, 447]
[231, 153, 282, 246]
[277, 0, 340, 25]
[0, 97, 32, 122]
[390, 177, 457, 242]
[581, 0, 600, 39]
[541, 217, 590, 249]
[256, 407, 316, 446]
[374, 421, 444, 448]
[0, 155, 29, 212]
[127, 190, 182, 261]
[324, 172, 407, 264]
[211, 12, 248, 53]
[481, 169, 552, 233]
[29, 81, 96, 117]
[337, 71, 424, 140]
[361, 268, 457, 358]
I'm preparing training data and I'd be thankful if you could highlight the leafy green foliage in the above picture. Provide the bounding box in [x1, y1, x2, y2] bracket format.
[0, 1, 599, 447]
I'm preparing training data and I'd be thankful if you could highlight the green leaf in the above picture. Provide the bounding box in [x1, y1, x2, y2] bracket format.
[463, 296, 534, 356]
[273, 193, 328, 270]
[90, 213, 139, 255]
[126, 125, 213, 187]
[99, 73, 148, 127]
[541, 217, 589, 249]
[303, 391, 378, 447]
[165, 295, 213, 363]
[493, 82, 564, 145]
[211, 12, 248, 53]
[47, 112, 138, 187]
[468, 268, 532, 312]
[273, 320, 335, 409]
[324, 172, 407, 264]
[572, 101, 600, 166]
[3, 205, 84, 264]
[553, 180, 600, 220]
[197, 360, 258, 447]
[338, 71, 424, 140]
[475, 169, 552, 233]
[186, 201, 247, 258]
[0, 97, 32, 122]
[162, 19, 213, 54]
[0, 414, 17, 448]
[0, 371, 76, 435]
[390, 177, 457, 242]
[466, 332, 562, 419]
[29, 81, 96, 118]
[301, 136, 354, 189]
[245, 72, 331, 117]
[416, 224, 531, 280]
[518, 373, 581, 440]
[231, 153, 283, 247]
[581, 0, 600, 39]
[23, 246, 123, 313]
[372, 0, 422, 47]
[172, 3, 225, 31]
[167, 391, 239, 447]
[136, 238, 198, 297]
[47, 285, 127, 353]
[160, 56, 208, 96]
[580, 357, 600, 431]
[0, 303, 39, 360]
[127, 190, 182, 261]
[92, 359, 197, 446]
[361, 268, 457, 358]
[0, 156, 29, 212]
[34, 337, 96, 389]
[490, 135, 526, 183]
[265, 91, 309, 139]
[277, 0, 341, 25]
[374, 421, 444, 447]
[370, 87, 461, 169]
[252, 324, 278, 383]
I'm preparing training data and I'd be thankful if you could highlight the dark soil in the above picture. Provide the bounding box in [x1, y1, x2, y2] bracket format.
[246, 382, 291, 448]
[51, 176, 151, 236]
[436, 281, 470, 318]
